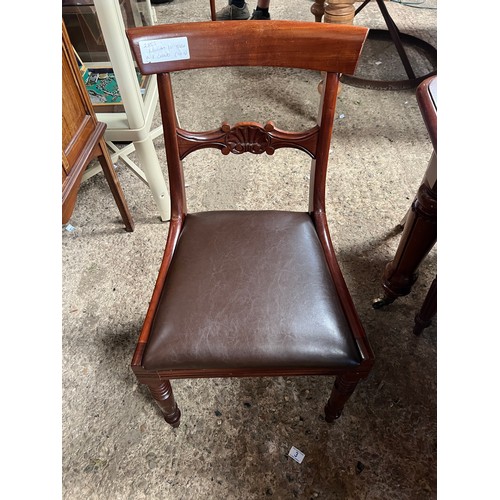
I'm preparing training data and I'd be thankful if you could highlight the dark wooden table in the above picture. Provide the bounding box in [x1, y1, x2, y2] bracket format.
[373, 76, 437, 333]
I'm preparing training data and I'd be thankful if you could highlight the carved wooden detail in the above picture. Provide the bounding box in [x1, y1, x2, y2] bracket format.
[176, 121, 319, 160]
[222, 123, 272, 155]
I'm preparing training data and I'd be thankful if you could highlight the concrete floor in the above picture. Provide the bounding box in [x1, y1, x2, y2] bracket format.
[62, 1, 437, 498]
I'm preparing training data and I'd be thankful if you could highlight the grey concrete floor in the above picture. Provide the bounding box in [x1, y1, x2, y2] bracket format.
[62, 1, 437, 498]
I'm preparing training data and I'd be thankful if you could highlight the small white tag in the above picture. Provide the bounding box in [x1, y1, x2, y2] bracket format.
[288, 446, 305, 464]
[139, 37, 190, 64]
[65, 224, 75, 232]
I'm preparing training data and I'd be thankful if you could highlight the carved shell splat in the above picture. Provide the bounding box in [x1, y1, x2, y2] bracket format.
[221, 122, 276, 155]
[176, 120, 318, 159]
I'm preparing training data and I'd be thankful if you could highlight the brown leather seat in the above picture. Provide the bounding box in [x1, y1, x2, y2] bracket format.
[144, 211, 362, 371]
[126, 20, 375, 428]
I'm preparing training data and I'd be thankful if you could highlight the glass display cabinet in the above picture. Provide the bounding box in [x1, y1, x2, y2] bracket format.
[62, 0, 170, 221]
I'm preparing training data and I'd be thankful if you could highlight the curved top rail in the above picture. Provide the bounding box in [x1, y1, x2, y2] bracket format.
[126, 20, 368, 75]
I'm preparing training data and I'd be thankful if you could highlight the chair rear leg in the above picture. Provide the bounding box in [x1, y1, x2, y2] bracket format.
[325, 373, 361, 423]
[147, 380, 181, 427]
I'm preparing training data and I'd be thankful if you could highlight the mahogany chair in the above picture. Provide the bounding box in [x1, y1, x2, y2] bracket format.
[126, 20, 374, 428]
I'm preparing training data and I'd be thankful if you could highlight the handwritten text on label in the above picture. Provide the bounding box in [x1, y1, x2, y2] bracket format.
[139, 37, 190, 64]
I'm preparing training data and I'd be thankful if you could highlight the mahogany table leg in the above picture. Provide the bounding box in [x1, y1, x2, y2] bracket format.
[413, 276, 437, 335]
[373, 152, 437, 308]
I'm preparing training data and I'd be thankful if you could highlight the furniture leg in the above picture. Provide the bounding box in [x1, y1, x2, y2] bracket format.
[375, 183, 436, 306]
[97, 137, 135, 232]
[311, 0, 325, 22]
[398, 207, 410, 230]
[324, 0, 356, 25]
[413, 276, 437, 335]
[375, 0, 416, 79]
[325, 373, 360, 422]
[374, 152, 437, 308]
[93, 0, 171, 223]
[132, 137, 170, 222]
[147, 380, 181, 427]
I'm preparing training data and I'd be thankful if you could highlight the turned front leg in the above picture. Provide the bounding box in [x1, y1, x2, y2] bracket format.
[147, 380, 181, 428]
[325, 373, 361, 422]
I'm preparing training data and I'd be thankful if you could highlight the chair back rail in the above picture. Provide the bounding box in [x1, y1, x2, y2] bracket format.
[127, 21, 368, 74]
[126, 22, 368, 220]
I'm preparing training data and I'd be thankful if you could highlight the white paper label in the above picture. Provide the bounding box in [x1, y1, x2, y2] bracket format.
[139, 37, 190, 64]
[288, 446, 305, 464]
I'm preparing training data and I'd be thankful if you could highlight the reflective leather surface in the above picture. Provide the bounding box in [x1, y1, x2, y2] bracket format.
[143, 211, 361, 370]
